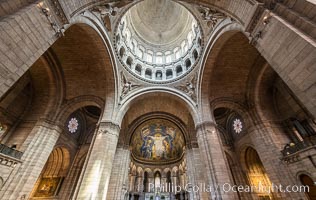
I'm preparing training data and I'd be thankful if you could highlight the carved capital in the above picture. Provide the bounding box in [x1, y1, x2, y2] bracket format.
[197, 5, 226, 30]
[120, 72, 140, 101]
[175, 73, 197, 103]
[97, 121, 121, 137]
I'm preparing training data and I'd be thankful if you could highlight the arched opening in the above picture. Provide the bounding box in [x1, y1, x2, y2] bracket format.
[32, 147, 70, 198]
[185, 59, 191, 70]
[300, 174, 316, 199]
[166, 69, 173, 79]
[135, 64, 142, 75]
[154, 171, 161, 190]
[143, 171, 149, 192]
[120, 47, 125, 57]
[145, 69, 152, 79]
[193, 49, 198, 60]
[126, 57, 133, 68]
[118, 91, 194, 200]
[156, 70, 163, 80]
[245, 147, 272, 199]
[176, 65, 183, 76]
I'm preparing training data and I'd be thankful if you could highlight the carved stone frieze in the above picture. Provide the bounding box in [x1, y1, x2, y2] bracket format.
[48, 0, 69, 25]
[91, 0, 134, 32]
[197, 5, 226, 30]
[120, 72, 140, 100]
[97, 121, 121, 137]
[175, 73, 197, 102]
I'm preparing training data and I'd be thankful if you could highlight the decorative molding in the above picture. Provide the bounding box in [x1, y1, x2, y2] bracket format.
[245, 3, 265, 34]
[48, 0, 69, 25]
[120, 72, 140, 101]
[195, 121, 217, 132]
[0, 154, 21, 168]
[37, 2, 66, 37]
[97, 121, 121, 137]
[175, 73, 197, 102]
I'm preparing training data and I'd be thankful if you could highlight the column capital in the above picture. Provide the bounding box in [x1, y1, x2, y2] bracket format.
[195, 121, 217, 139]
[97, 121, 121, 137]
[36, 118, 63, 133]
[195, 121, 216, 131]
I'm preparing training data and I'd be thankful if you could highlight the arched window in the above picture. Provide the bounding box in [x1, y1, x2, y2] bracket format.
[116, 34, 120, 44]
[135, 64, 142, 75]
[119, 47, 125, 58]
[143, 172, 148, 192]
[126, 57, 133, 68]
[176, 65, 183, 76]
[156, 71, 162, 80]
[185, 59, 191, 70]
[145, 69, 152, 79]
[300, 174, 316, 199]
[245, 147, 272, 199]
[154, 171, 161, 191]
[32, 147, 70, 198]
[166, 171, 172, 192]
[193, 49, 198, 61]
[166, 69, 173, 79]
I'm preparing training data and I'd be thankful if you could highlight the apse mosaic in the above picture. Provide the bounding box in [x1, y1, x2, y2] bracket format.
[131, 119, 185, 162]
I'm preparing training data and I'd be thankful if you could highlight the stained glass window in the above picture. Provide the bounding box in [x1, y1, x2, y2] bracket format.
[67, 118, 79, 133]
[233, 118, 243, 134]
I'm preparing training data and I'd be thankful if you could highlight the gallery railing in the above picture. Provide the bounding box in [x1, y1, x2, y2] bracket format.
[0, 143, 23, 160]
[281, 135, 316, 157]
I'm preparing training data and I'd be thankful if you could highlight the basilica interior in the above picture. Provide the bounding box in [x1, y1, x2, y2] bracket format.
[0, 0, 316, 200]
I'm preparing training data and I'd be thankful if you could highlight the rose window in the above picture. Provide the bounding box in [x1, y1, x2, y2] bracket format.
[233, 118, 243, 134]
[68, 118, 79, 133]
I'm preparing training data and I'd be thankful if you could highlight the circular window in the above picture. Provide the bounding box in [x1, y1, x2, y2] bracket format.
[65, 113, 84, 135]
[232, 118, 243, 134]
[68, 118, 79, 133]
[114, 0, 202, 83]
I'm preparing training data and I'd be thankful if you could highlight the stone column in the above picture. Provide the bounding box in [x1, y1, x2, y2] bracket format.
[247, 124, 306, 199]
[196, 121, 236, 200]
[148, 177, 154, 192]
[136, 175, 143, 193]
[107, 146, 130, 200]
[74, 121, 120, 200]
[129, 175, 136, 192]
[0, 120, 62, 200]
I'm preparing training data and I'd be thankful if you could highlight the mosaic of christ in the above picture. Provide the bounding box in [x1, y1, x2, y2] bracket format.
[131, 119, 185, 161]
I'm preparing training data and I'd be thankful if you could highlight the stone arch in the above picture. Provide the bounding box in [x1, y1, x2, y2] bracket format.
[298, 173, 316, 199]
[198, 22, 245, 121]
[211, 98, 252, 129]
[55, 95, 104, 125]
[171, 166, 179, 177]
[115, 89, 199, 126]
[59, 15, 119, 121]
[137, 167, 144, 177]
[30, 147, 71, 198]
[131, 165, 137, 176]
[243, 146, 272, 198]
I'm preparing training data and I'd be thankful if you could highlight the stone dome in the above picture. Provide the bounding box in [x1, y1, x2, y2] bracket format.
[115, 0, 202, 83]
